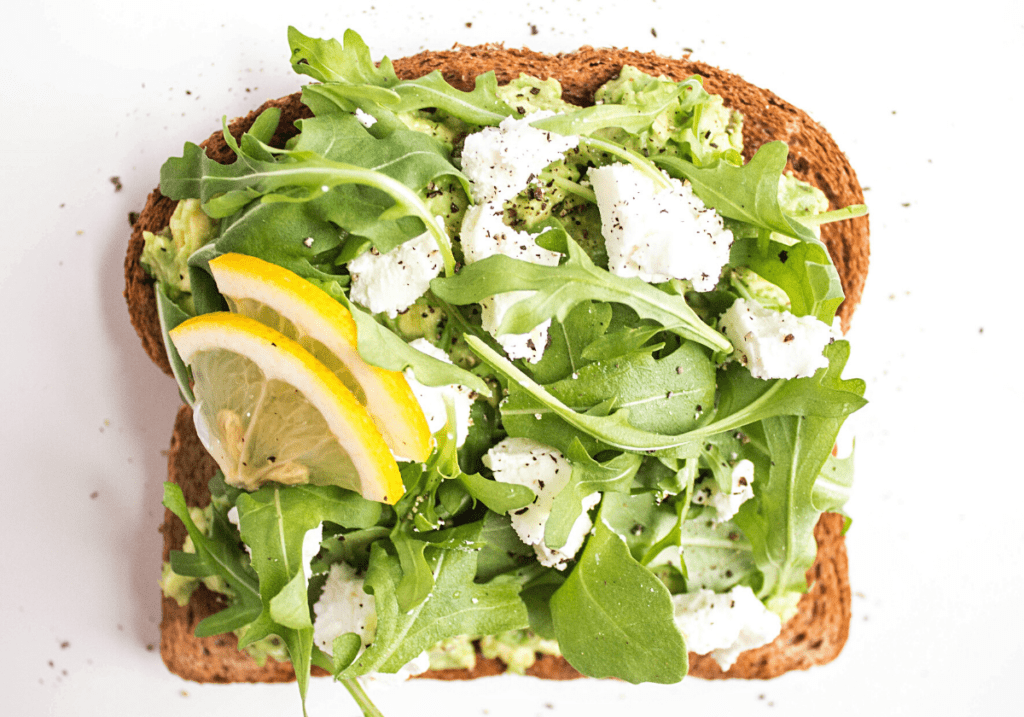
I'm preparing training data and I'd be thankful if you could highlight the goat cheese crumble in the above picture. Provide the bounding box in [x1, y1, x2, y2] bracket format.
[403, 338, 474, 447]
[312, 562, 377, 656]
[312, 562, 429, 682]
[459, 201, 562, 363]
[348, 229, 443, 318]
[460, 111, 579, 204]
[483, 437, 598, 569]
[354, 108, 377, 128]
[719, 298, 833, 379]
[672, 585, 782, 670]
[589, 162, 733, 291]
[693, 459, 756, 523]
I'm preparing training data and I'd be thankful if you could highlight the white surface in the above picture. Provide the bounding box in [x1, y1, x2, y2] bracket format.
[2, 1, 1022, 715]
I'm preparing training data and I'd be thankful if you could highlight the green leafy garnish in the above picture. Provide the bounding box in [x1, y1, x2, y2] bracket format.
[340, 537, 529, 677]
[550, 503, 687, 683]
[654, 142, 818, 244]
[233, 485, 380, 710]
[431, 233, 732, 354]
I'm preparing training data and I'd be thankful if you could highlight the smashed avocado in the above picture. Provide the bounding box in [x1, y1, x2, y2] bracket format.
[593, 65, 743, 166]
[141, 198, 218, 304]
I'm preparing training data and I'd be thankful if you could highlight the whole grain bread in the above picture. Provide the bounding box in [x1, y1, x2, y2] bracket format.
[138, 43, 866, 684]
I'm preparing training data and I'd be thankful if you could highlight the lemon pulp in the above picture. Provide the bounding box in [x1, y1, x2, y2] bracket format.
[171, 312, 403, 503]
[208, 253, 432, 462]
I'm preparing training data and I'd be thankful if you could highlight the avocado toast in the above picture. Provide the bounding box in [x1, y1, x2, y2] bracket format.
[125, 28, 868, 711]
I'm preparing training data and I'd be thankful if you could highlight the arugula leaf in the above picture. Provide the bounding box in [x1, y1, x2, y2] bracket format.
[390, 72, 514, 126]
[471, 337, 863, 460]
[545, 441, 641, 550]
[653, 142, 818, 244]
[503, 343, 716, 457]
[288, 27, 397, 87]
[159, 122, 457, 273]
[162, 483, 263, 636]
[731, 236, 845, 323]
[457, 470, 535, 514]
[600, 489, 684, 563]
[431, 234, 732, 353]
[529, 301, 614, 385]
[519, 568, 566, 639]
[475, 512, 535, 583]
[341, 538, 529, 676]
[206, 201, 346, 281]
[233, 484, 381, 708]
[734, 414, 831, 606]
[288, 27, 512, 127]
[550, 506, 687, 683]
[288, 114, 470, 207]
[712, 341, 866, 431]
[812, 448, 855, 514]
[154, 284, 196, 406]
[391, 523, 434, 611]
[580, 322, 663, 364]
[678, 507, 758, 592]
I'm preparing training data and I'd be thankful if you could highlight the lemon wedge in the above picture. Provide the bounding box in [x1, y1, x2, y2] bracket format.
[169, 312, 404, 504]
[208, 253, 432, 463]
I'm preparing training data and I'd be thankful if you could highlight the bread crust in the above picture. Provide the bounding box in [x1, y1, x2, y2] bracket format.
[138, 43, 865, 684]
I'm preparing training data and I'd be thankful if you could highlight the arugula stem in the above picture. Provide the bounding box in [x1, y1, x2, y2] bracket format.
[340, 677, 386, 717]
[729, 270, 756, 303]
[791, 204, 868, 226]
[432, 294, 493, 349]
[205, 160, 457, 276]
[578, 136, 673, 191]
[539, 171, 597, 203]
[317, 164, 457, 276]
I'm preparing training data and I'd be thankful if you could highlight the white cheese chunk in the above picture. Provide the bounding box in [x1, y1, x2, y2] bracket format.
[461, 111, 579, 204]
[709, 459, 755, 523]
[672, 586, 782, 670]
[459, 201, 562, 266]
[483, 437, 598, 569]
[589, 163, 733, 292]
[312, 563, 428, 683]
[313, 562, 377, 656]
[459, 201, 561, 363]
[403, 338, 474, 447]
[349, 230, 443, 318]
[354, 108, 377, 128]
[479, 295, 552, 366]
[302, 522, 325, 578]
[719, 298, 833, 379]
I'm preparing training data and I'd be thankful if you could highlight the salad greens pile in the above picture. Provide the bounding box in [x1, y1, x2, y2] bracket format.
[144, 27, 866, 716]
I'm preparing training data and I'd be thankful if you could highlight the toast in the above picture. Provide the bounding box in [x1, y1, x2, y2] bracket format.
[131, 43, 868, 684]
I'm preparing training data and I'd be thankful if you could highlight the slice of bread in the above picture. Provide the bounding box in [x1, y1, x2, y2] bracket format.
[137, 43, 868, 684]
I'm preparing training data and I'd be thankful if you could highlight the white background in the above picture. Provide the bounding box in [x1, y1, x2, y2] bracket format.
[2, 1, 1022, 715]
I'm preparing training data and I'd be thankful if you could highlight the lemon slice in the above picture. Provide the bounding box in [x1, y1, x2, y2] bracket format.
[208, 253, 432, 463]
[170, 312, 403, 504]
